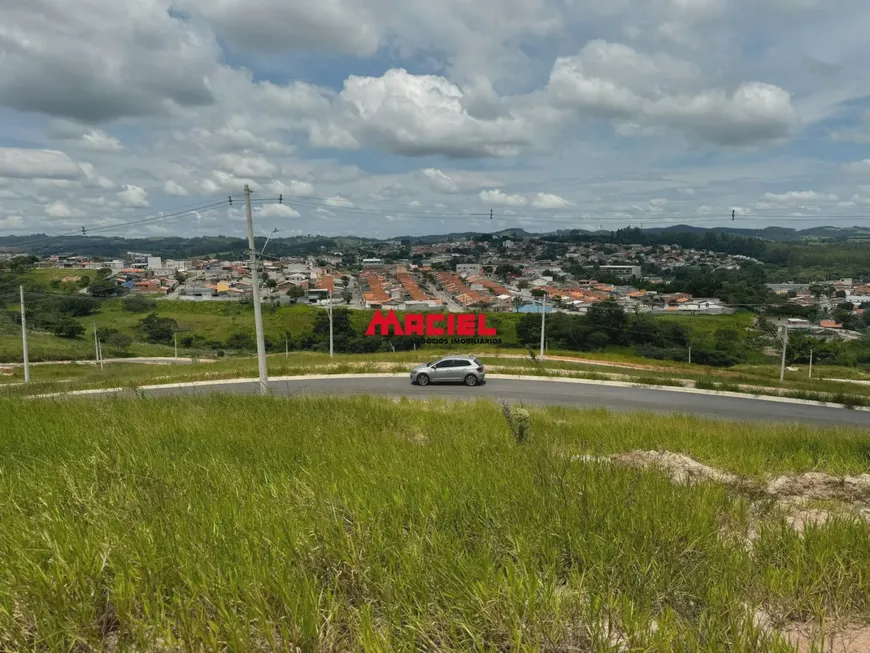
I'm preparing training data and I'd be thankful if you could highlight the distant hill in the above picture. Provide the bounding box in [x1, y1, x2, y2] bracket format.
[1, 224, 867, 258]
[398, 228, 533, 244]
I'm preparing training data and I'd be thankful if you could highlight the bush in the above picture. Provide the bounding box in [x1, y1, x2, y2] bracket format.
[226, 332, 255, 350]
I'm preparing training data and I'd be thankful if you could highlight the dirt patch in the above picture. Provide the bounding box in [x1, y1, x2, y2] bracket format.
[766, 473, 870, 506]
[754, 610, 870, 653]
[605, 450, 744, 486]
[575, 450, 870, 536]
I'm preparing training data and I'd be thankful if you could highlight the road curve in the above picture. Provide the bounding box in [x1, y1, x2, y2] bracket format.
[122, 377, 870, 427]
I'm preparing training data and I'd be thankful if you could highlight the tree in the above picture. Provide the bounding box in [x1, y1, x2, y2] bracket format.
[287, 285, 305, 301]
[586, 300, 628, 344]
[106, 332, 133, 352]
[51, 316, 85, 339]
[342, 290, 352, 304]
[88, 278, 121, 297]
[78, 275, 91, 288]
[265, 278, 278, 290]
[587, 331, 609, 350]
[137, 313, 178, 344]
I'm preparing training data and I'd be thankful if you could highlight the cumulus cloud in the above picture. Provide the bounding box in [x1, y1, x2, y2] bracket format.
[421, 168, 503, 193]
[763, 190, 837, 202]
[0, 0, 219, 122]
[117, 184, 149, 208]
[0, 148, 82, 180]
[324, 195, 354, 208]
[214, 154, 277, 179]
[548, 40, 798, 145]
[188, 0, 380, 57]
[257, 203, 301, 217]
[532, 192, 573, 208]
[479, 189, 528, 206]
[163, 180, 189, 196]
[49, 120, 124, 152]
[44, 201, 85, 218]
[267, 180, 316, 197]
[311, 69, 539, 158]
[0, 215, 24, 229]
[845, 160, 870, 175]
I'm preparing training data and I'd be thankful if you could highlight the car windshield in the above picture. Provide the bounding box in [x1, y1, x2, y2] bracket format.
[426, 361, 435, 367]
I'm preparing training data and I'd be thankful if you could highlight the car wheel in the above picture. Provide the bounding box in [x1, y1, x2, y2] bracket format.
[417, 373, 430, 386]
[464, 374, 478, 387]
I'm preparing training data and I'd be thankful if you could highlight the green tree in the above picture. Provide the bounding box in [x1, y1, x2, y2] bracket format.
[106, 332, 133, 352]
[51, 316, 85, 339]
[137, 313, 178, 344]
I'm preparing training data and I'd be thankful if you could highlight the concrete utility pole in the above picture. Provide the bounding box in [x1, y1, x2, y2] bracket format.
[245, 184, 269, 395]
[328, 290, 334, 359]
[779, 325, 788, 382]
[19, 286, 30, 384]
[285, 334, 289, 358]
[808, 349, 814, 379]
[93, 323, 103, 370]
[540, 294, 547, 361]
[688, 344, 692, 365]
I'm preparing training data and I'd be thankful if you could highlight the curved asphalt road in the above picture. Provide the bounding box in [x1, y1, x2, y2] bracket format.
[129, 377, 870, 427]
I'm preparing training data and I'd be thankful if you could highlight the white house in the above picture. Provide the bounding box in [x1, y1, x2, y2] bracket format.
[456, 263, 482, 276]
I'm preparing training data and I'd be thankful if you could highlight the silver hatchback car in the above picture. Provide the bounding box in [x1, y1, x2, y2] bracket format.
[410, 355, 486, 387]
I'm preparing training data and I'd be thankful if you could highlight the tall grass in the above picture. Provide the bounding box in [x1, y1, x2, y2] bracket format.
[1, 396, 869, 650]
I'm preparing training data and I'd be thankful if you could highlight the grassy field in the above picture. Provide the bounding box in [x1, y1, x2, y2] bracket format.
[656, 310, 756, 335]
[0, 332, 179, 364]
[23, 268, 95, 284]
[1, 396, 869, 650]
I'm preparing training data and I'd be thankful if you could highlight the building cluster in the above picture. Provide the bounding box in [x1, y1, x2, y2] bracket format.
[408, 240, 757, 274]
[18, 237, 742, 314]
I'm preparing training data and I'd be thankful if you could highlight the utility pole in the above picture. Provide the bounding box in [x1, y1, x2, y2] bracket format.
[19, 286, 30, 384]
[540, 294, 547, 361]
[285, 334, 289, 358]
[93, 322, 103, 370]
[245, 184, 269, 395]
[98, 337, 104, 370]
[328, 290, 334, 359]
[808, 349, 813, 379]
[174, 332, 178, 359]
[688, 344, 692, 365]
[779, 325, 788, 382]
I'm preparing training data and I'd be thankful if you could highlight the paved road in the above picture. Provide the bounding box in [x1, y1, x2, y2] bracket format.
[127, 377, 870, 427]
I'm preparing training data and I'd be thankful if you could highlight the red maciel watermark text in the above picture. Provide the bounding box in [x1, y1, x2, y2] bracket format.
[365, 310, 497, 337]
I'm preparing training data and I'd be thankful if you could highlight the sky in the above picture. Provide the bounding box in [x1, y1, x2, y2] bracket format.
[1, 0, 870, 240]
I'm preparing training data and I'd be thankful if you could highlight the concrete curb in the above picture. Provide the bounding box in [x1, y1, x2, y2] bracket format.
[25, 373, 870, 412]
